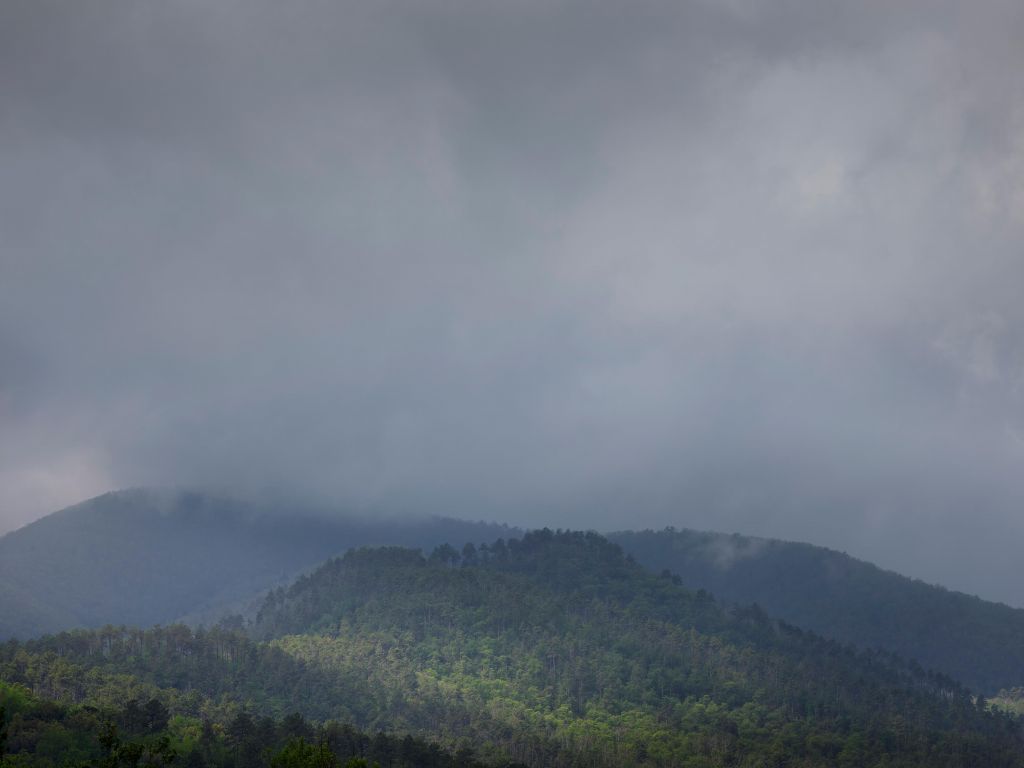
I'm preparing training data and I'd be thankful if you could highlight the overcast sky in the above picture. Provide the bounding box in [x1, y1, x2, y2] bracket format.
[2, 1, 1024, 604]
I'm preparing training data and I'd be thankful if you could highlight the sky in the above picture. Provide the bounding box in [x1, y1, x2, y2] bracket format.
[2, 1, 1024, 605]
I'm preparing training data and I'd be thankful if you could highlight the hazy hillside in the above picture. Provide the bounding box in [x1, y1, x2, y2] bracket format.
[612, 528, 1024, 695]
[0, 489, 515, 640]
[5, 530, 1022, 767]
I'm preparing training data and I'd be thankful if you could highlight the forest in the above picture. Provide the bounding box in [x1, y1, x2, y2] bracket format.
[8, 491, 1024, 703]
[0, 681, 508, 767]
[2, 530, 1023, 767]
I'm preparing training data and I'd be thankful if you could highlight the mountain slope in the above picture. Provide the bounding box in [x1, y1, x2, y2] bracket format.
[245, 531, 1023, 767]
[0, 488, 515, 639]
[7, 490, 1024, 701]
[3, 531, 1023, 766]
[612, 528, 1024, 694]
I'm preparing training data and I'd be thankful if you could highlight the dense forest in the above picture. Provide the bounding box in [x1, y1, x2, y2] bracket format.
[4, 531, 1022, 766]
[612, 529, 1024, 694]
[0, 681, 510, 767]
[7, 490, 1024, 708]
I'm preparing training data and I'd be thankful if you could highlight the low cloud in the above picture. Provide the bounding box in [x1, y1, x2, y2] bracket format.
[2, 0, 1024, 604]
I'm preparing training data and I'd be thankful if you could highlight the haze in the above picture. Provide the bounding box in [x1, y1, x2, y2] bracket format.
[2, 1, 1023, 605]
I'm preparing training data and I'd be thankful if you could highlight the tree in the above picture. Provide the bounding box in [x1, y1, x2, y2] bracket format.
[270, 737, 338, 768]
[83, 721, 176, 768]
[281, 712, 312, 742]
[144, 699, 169, 734]
[0, 704, 7, 765]
[429, 544, 460, 568]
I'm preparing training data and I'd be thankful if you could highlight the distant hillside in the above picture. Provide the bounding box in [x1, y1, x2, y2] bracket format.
[612, 528, 1024, 694]
[0, 488, 515, 639]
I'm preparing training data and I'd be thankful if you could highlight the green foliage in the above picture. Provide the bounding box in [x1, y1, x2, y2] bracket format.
[611, 528, 1024, 694]
[80, 721, 177, 767]
[270, 738, 338, 768]
[0, 624, 372, 724]
[248, 530, 1024, 767]
[3, 530, 1023, 766]
[0, 687, 497, 768]
[991, 688, 1024, 716]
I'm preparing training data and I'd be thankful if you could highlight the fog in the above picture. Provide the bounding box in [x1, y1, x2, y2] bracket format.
[2, 1, 1024, 604]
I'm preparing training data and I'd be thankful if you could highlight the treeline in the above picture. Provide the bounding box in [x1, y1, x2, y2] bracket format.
[0, 682, 516, 768]
[0, 625, 367, 724]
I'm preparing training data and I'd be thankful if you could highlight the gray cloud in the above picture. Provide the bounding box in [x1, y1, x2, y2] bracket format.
[3, 0, 1024, 604]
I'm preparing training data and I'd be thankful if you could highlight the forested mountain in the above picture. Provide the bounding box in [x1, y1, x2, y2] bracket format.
[611, 528, 1024, 694]
[7, 488, 1024, 707]
[6, 531, 1018, 766]
[0, 489, 514, 640]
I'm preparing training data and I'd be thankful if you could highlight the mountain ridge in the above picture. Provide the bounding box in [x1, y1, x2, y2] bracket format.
[0, 488, 517, 639]
[5, 530, 1022, 767]
[5, 489, 1024, 696]
[611, 528, 1024, 694]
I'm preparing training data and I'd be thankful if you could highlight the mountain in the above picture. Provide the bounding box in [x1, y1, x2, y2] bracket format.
[612, 528, 1024, 695]
[4, 530, 1022, 766]
[7, 489, 1024, 701]
[243, 532, 1024, 765]
[0, 489, 516, 640]
[3, 530, 1023, 766]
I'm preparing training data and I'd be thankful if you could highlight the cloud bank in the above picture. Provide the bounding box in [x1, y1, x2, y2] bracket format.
[2, 0, 1024, 603]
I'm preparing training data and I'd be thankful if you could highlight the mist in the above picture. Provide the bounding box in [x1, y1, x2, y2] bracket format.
[2, 1, 1024, 605]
